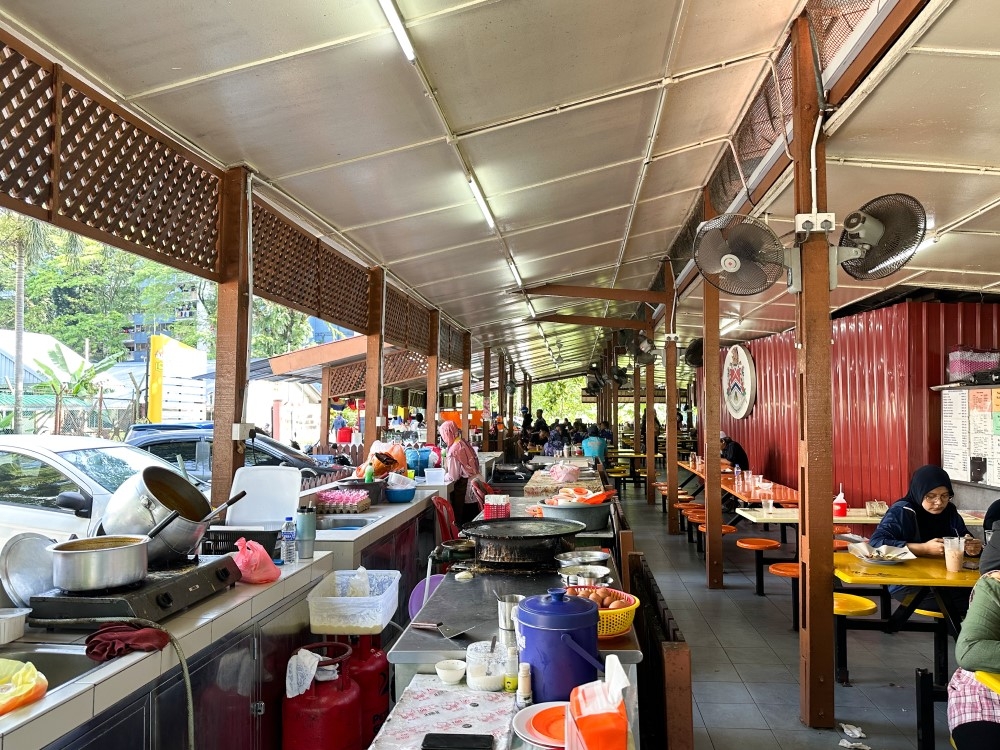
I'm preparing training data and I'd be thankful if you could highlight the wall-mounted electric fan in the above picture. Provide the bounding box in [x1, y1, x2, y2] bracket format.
[835, 193, 927, 280]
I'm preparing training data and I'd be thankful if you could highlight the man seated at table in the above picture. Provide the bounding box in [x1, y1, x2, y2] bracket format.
[869, 465, 982, 617]
[719, 431, 750, 471]
[599, 420, 614, 445]
[581, 425, 607, 462]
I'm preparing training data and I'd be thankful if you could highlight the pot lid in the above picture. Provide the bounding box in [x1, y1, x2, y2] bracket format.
[0, 533, 56, 608]
[461, 518, 586, 540]
[516, 587, 597, 629]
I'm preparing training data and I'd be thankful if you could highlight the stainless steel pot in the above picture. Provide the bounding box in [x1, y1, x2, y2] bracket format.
[102, 466, 212, 564]
[48, 535, 149, 591]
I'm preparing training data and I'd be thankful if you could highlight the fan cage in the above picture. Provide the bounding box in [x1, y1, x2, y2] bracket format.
[694, 214, 786, 296]
[837, 193, 926, 280]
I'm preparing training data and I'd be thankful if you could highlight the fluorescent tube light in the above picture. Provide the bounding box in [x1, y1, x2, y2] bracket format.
[377, 0, 415, 61]
[508, 261, 523, 288]
[468, 177, 495, 229]
[720, 318, 742, 336]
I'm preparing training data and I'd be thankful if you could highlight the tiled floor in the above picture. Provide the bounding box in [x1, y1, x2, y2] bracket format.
[618, 476, 950, 750]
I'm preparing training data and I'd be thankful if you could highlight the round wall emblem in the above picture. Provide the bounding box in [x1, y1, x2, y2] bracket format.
[723, 345, 756, 419]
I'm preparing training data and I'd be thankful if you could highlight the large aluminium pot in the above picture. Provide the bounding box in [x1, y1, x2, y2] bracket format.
[102, 466, 212, 564]
[460, 518, 586, 568]
[48, 535, 150, 591]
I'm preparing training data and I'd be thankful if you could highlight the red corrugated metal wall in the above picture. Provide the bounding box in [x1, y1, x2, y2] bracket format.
[701, 301, 1000, 507]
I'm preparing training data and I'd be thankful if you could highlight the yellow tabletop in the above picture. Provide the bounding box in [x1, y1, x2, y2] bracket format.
[834, 551, 981, 587]
[975, 671, 1000, 693]
[736, 507, 982, 526]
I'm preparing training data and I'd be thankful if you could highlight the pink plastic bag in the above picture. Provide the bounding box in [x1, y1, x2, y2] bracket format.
[234, 538, 281, 584]
[549, 464, 580, 483]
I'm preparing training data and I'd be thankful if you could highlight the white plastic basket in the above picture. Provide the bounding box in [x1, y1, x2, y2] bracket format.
[308, 570, 401, 635]
[0, 608, 30, 645]
[423, 468, 447, 484]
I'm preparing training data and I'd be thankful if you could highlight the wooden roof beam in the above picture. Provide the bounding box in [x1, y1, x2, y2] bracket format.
[521, 283, 662, 305]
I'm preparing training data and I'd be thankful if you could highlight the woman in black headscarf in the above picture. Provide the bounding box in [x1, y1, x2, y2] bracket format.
[870, 465, 983, 616]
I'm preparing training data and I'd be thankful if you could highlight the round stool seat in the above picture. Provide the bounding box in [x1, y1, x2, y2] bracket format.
[833, 592, 878, 617]
[697, 524, 737, 535]
[737, 538, 781, 552]
[685, 512, 706, 521]
[676, 502, 702, 510]
[832, 525, 852, 535]
[833, 540, 849, 551]
[914, 608, 944, 619]
[769, 562, 799, 579]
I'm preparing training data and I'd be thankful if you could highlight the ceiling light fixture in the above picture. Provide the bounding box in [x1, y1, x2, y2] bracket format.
[720, 318, 742, 336]
[468, 176, 495, 229]
[377, 0, 416, 61]
[508, 260, 523, 288]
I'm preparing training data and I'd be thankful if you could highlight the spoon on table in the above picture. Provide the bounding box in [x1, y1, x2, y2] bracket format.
[485, 635, 498, 675]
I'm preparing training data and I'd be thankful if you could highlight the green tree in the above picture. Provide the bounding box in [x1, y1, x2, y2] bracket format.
[248, 298, 313, 357]
[531, 377, 593, 423]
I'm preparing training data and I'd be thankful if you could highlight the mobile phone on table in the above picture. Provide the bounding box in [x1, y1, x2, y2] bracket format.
[421, 733, 494, 750]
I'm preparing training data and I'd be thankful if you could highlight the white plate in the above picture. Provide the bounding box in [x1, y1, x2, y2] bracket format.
[858, 557, 904, 565]
[512, 701, 569, 748]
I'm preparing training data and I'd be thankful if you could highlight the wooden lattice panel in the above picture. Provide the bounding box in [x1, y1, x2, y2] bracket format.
[409, 303, 431, 355]
[384, 350, 428, 384]
[439, 321, 466, 368]
[327, 361, 366, 398]
[384, 287, 409, 348]
[0, 42, 53, 212]
[252, 202, 319, 314]
[318, 242, 369, 334]
[57, 81, 220, 274]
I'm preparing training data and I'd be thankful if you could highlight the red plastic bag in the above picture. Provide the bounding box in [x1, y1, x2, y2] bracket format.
[234, 538, 281, 584]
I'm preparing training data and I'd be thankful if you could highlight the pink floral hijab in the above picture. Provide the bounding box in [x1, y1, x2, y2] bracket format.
[439, 420, 481, 481]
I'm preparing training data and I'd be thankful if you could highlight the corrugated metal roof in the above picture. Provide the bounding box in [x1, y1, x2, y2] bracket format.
[0, 393, 90, 409]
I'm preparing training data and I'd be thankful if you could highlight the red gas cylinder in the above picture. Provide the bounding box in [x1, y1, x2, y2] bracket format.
[283, 641, 362, 750]
[345, 635, 391, 745]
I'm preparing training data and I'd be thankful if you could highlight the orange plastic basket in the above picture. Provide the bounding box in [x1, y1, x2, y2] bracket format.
[565, 586, 640, 638]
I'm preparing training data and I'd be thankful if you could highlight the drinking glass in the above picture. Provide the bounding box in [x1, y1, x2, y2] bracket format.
[943, 536, 964, 572]
[762, 499, 774, 515]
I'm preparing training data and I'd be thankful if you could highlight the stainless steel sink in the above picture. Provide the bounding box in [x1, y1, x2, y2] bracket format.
[0, 643, 100, 689]
[317, 516, 381, 530]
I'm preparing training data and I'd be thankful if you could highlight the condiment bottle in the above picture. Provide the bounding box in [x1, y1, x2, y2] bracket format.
[364, 463, 375, 483]
[515, 663, 533, 708]
[503, 647, 518, 693]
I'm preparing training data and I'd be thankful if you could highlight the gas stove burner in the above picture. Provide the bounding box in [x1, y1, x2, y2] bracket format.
[147, 555, 200, 572]
[451, 561, 556, 576]
[29, 554, 243, 628]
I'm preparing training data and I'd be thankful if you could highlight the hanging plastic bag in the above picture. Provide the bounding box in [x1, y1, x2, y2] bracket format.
[0, 659, 48, 717]
[234, 538, 281, 584]
[347, 566, 370, 597]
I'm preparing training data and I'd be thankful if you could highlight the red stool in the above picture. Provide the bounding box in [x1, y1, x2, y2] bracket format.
[769, 562, 800, 630]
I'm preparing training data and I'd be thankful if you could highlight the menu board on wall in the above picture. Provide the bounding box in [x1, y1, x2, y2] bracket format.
[941, 387, 1000, 486]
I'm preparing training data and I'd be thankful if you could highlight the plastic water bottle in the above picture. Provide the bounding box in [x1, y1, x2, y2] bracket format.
[733, 464, 742, 488]
[281, 516, 297, 564]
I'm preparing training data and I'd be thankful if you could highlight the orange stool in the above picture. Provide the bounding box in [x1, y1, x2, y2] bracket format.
[833, 540, 849, 551]
[737, 538, 783, 596]
[833, 525, 852, 535]
[696, 523, 736, 555]
[674, 501, 700, 531]
[769, 562, 800, 630]
[684, 510, 706, 543]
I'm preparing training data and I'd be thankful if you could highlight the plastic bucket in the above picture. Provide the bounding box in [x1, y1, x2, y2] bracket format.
[336, 427, 353, 443]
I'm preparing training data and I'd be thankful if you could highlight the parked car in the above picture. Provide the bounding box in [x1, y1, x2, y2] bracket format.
[0, 435, 209, 548]
[125, 427, 349, 484]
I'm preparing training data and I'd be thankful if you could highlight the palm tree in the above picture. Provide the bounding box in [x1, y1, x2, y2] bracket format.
[12, 215, 49, 433]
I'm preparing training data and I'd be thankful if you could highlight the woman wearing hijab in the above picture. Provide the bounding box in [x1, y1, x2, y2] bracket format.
[439, 420, 482, 524]
[870, 465, 983, 617]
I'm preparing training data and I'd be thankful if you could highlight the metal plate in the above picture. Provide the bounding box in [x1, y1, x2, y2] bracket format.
[0, 533, 56, 608]
[461, 518, 586, 540]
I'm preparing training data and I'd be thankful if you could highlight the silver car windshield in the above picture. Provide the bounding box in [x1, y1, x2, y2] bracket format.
[58, 445, 199, 493]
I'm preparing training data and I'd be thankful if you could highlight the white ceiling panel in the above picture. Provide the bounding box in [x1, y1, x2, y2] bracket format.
[491, 162, 638, 234]
[280, 141, 468, 230]
[764, 162, 1000, 238]
[462, 91, 660, 195]
[412, 0, 678, 132]
[652, 62, 767, 154]
[907, 232, 1000, 272]
[630, 190, 699, 236]
[917, 0, 1000, 53]
[0, 0, 386, 96]
[623, 228, 681, 264]
[393, 240, 510, 289]
[345, 204, 497, 260]
[135, 35, 444, 176]
[830, 51, 1000, 168]
[907, 270, 1000, 290]
[517, 241, 621, 285]
[667, 0, 799, 74]
[642, 143, 724, 199]
[505, 207, 630, 260]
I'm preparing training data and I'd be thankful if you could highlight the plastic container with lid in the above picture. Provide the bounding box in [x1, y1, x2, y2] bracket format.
[514, 587, 601, 703]
[465, 641, 506, 691]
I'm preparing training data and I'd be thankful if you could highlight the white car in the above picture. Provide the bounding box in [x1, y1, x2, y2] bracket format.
[0, 435, 209, 548]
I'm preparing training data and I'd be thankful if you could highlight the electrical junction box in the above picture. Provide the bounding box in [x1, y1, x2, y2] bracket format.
[231, 423, 256, 441]
[794, 212, 836, 233]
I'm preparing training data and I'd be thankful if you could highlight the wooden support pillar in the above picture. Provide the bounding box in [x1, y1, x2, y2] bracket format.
[644, 329, 656, 506]
[792, 14, 835, 728]
[496, 351, 506, 440]
[426, 310, 440, 447]
[211, 166, 251, 508]
[482, 346, 491, 451]
[664, 264, 680, 532]
[364, 267, 385, 449]
[461, 331, 472, 437]
[610, 333, 619, 447]
[702, 188, 723, 588]
[319, 365, 331, 455]
[632, 364, 640, 445]
[507, 361, 515, 443]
